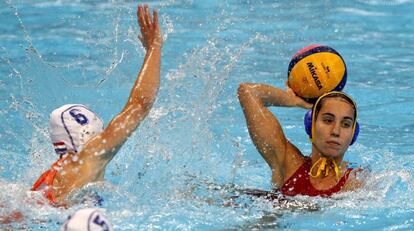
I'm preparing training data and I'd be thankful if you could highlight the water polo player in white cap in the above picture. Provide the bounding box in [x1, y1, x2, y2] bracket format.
[237, 86, 365, 197]
[31, 4, 162, 206]
[60, 208, 113, 231]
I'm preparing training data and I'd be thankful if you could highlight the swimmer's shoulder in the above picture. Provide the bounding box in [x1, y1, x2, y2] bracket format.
[347, 162, 371, 175]
[342, 162, 370, 191]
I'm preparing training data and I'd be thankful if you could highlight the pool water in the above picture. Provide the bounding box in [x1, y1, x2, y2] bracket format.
[1, 0, 414, 230]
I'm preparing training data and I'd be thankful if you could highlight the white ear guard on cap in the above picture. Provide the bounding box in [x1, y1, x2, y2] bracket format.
[49, 104, 104, 155]
[60, 208, 113, 231]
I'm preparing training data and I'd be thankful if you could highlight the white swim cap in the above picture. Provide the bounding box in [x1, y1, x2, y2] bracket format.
[49, 104, 104, 155]
[60, 208, 113, 231]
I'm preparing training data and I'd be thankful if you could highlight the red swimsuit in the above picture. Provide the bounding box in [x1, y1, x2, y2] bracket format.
[31, 156, 68, 205]
[278, 157, 353, 197]
[31, 155, 105, 207]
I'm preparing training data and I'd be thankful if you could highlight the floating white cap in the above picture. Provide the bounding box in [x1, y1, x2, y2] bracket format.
[60, 208, 113, 231]
[49, 104, 104, 155]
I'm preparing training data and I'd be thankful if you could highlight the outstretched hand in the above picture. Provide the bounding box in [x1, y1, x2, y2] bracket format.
[137, 4, 162, 50]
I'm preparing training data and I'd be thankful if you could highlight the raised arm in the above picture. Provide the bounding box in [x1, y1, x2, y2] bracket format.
[237, 83, 311, 186]
[79, 4, 162, 164]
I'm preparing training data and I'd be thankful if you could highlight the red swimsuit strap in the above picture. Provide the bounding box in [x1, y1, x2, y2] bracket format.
[31, 169, 55, 191]
[317, 166, 353, 195]
[279, 158, 353, 197]
[31, 156, 68, 204]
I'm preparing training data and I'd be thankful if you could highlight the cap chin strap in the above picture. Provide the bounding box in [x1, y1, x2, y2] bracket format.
[310, 156, 340, 181]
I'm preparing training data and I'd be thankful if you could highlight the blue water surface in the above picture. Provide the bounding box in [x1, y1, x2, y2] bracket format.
[1, 0, 414, 230]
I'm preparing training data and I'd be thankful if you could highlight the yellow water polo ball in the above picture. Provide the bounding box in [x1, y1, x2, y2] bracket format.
[287, 44, 347, 101]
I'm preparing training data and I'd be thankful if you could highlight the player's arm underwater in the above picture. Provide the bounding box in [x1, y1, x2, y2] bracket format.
[77, 4, 162, 165]
[237, 83, 312, 187]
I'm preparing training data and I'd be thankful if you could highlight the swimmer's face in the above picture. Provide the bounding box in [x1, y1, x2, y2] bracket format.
[313, 97, 355, 157]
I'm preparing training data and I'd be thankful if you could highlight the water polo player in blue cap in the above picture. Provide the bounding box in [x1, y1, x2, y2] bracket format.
[237, 85, 364, 197]
[31, 4, 162, 206]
